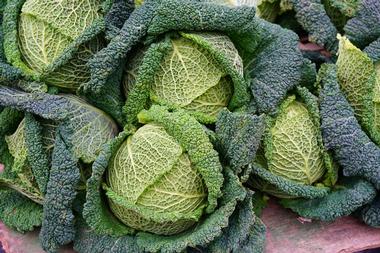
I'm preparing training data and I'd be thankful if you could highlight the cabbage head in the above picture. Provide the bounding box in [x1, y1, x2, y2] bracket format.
[106, 123, 207, 235]
[2, 0, 109, 91]
[123, 32, 245, 124]
[81, 105, 267, 252]
[249, 87, 337, 199]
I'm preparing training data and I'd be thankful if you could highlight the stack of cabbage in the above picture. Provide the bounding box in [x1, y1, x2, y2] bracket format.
[0, 0, 379, 252]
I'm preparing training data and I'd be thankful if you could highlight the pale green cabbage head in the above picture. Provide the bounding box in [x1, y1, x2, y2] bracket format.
[106, 123, 207, 235]
[266, 98, 325, 185]
[123, 32, 247, 124]
[16, 0, 103, 90]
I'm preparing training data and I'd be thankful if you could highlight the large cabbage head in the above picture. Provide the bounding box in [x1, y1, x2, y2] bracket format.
[123, 32, 247, 124]
[249, 87, 337, 199]
[81, 106, 266, 252]
[106, 123, 207, 235]
[3, 0, 106, 91]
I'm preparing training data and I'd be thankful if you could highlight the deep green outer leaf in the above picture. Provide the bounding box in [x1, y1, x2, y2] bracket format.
[364, 37, 380, 62]
[291, 0, 338, 52]
[85, 0, 160, 93]
[361, 195, 380, 227]
[74, 221, 139, 253]
[137, 105, 223, 214]
[250, 164, 330, 199]
[0, 188, 43, 232]
[215, 109, 265, 176]
[207, 191, 266, 253]
[0, 10, 21, 83]
[123, 41, 170, 124]
[344, 0, 380, 48]
[281, 178, 376, 221]
[39, 124, 80, 253]
[24, 113, 50, 194]
[0, 107, 23, 137]
[104, 0, 135, 40]
[319, 64, 380, 189]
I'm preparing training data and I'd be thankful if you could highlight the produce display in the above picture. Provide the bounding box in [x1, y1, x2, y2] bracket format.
[0, 0, 379, 252]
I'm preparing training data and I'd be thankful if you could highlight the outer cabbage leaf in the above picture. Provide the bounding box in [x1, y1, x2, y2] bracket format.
[0, 87, 119, 164]
[0, 9, 21, 84]
[87, 0, 304, 116]
[319, 64, 380, 189]
[2, 119, 44, 204]
[364, 37, 380, 62]
[290, 0, 338, 52]
[344, 0, 380, 49]
[207, 191, 266, 253]
[40, 123, 80, 253]
[361, 195, 380, 227]
[215, 109, 266, 179]
[281, 178, 376, 221]
[0, 188, 43, 232]
[323, 0, 360, 31]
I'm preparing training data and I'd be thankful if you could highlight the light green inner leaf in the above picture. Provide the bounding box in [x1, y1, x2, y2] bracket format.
[267, 98, 325, 185]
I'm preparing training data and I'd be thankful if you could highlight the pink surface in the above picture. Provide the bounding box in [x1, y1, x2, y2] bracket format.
[0, 223, 75, 253]
[1, 200, 379, 253]
[262, 200, 380, 253]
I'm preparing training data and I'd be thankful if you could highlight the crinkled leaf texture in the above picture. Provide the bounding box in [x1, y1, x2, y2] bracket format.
[319, 64, 380, 189]
[82, 106, 265, 252]
[249, 86, 336, 199]
[290, 0, 338, 52]
[336, 35, 380, 146]
[1, 0, 130, 122]
[87, 0, 304, 117]
[0, 188, 43, 232]
[39, 123, 80, 253]
[215, 109, 266, 180]
[124, 31, 247, 124]
[79, 169, 264, 253]
[344, 0, 380, 49]
[0, 87, 118, 164]
[361, 195, 380, 227]
[0, 108, 44, 232]
[281, 178, 376, 221]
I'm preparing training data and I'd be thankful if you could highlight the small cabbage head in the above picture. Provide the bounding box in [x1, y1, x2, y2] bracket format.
[106, 123, 207, 235]
[249, 87, 337, 199]
[123, 32, 248, 124]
